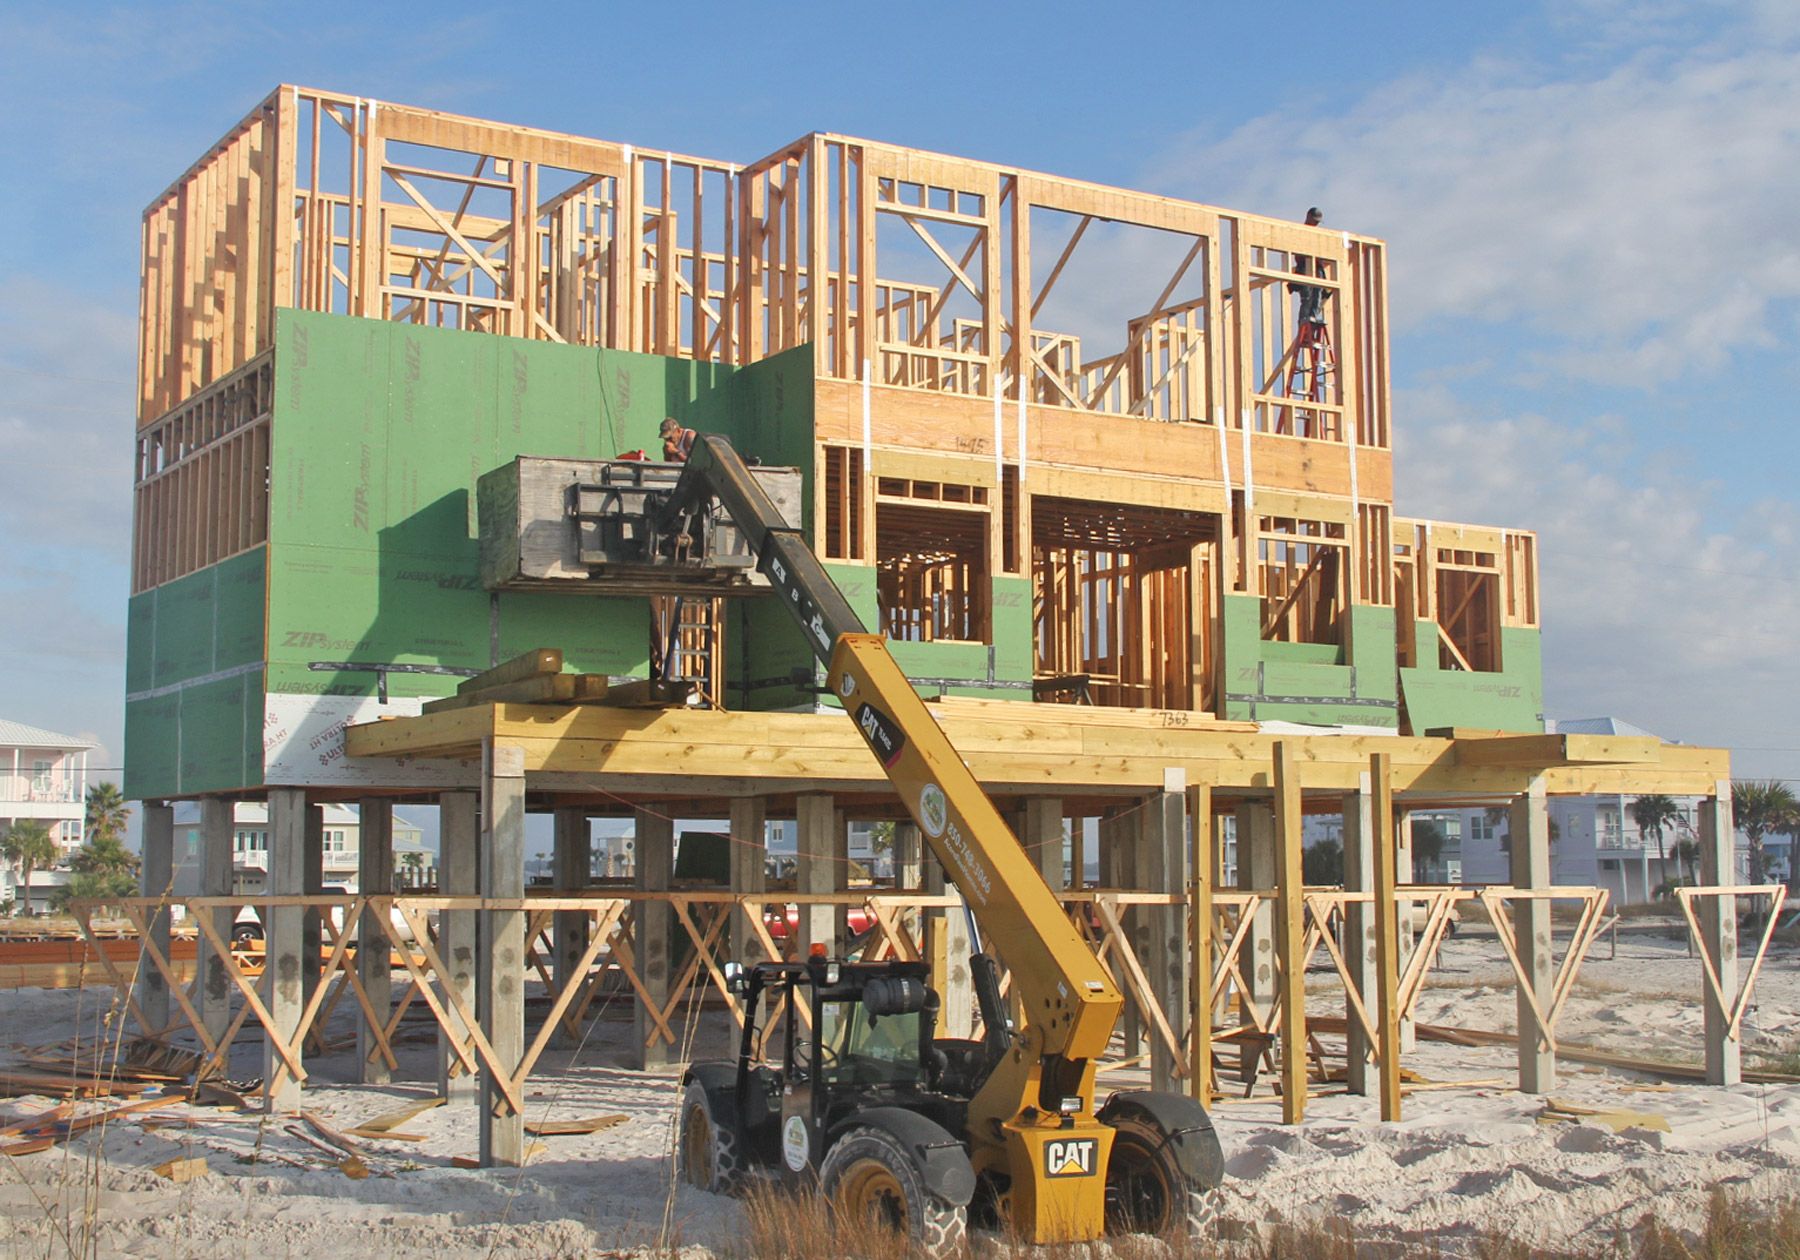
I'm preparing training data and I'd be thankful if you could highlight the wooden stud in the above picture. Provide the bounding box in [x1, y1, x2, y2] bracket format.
[1272, 743, 1305, 1123]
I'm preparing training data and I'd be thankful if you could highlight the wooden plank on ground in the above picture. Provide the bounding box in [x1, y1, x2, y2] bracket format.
[355, 1095, 445, 1133]
[523, 1113, 627, 1137]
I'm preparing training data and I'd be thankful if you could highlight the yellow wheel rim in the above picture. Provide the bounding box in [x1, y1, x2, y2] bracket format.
[682, 1105, 713, 1185]
[839, 1159, 907, 1229]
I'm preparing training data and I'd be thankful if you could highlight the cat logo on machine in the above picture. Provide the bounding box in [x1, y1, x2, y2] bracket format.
[1044, 1137, 1098, 1178]
[855, 703, 906, 768]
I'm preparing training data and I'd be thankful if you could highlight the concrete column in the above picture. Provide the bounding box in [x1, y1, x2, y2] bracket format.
[479, 742, 527, 1167]
[264, 789, 308, 1111]
[1019, 798, 1065, 892]
[137, 802, 174, 1035]
[1510, 777, 1554, 1093]
[796, 794, 840, 958]
[302, 801, 324, 1007]
[1144, 773, 1189, 1093]
[1341, 778, 1378, 1096]
[921, 842, 973, 1039]
[893, 821, 922, 888]
[438, 791, 479, 1101]
[834, 808, 853, 949]
[551, 807, 589, 1049]
[728, 798, 767, 964]
[1699, 783, 1740, 1086]
[1099, 807, 1141, 1057]
[196, 799, 234, 1047]
[1235, 801, 1278, 1061]
[1395, 811, 1418, 1052]
[357, 798, 394, 1084]
[634, 807, 674, 1069]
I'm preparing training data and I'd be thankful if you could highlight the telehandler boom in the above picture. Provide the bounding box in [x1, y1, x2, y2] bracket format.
[656, 436, 1222, 1247]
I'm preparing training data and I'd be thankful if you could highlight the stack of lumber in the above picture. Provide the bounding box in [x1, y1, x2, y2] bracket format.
[421, 649, 691, 713]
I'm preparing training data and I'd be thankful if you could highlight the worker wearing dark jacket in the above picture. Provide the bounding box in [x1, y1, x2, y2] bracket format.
[1290, 206, 1328, 326]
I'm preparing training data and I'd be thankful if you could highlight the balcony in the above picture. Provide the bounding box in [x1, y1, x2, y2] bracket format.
[0, 776, 84, 817]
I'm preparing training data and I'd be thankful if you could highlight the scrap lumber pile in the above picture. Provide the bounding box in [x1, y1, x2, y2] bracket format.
[420, 648, 692, 713]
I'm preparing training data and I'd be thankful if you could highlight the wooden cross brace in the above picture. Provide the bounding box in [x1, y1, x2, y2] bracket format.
[1478, 886, 1610, 1054]
[1675, 884, 1786, 1042]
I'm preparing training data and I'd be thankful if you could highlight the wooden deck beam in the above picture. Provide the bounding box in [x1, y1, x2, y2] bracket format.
[343, 704, 1728, 798]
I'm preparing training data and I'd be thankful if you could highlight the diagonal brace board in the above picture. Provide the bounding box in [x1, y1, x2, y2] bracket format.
[1675, 884, 1785, 1041]
[1479, 887, 1610, 1054]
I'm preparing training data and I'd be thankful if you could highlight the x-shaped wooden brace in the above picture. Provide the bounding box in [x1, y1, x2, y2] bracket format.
[1675, 884, 1787, 1042]
[1302, 893, 1381, 1055]
[551, 900, 629, 1042]
[1478, 887, 1610, 1054]
[1395, 890, 1466, 1020]
[388, 901, 525, 1115]
[862, 897, 926, 964]
[1208, 895, 1273, 1037]
[671, 898, 744, 1031]
[187, 902, 330, 1094]
[508, 904, 626, 1084]
[71, 903, 184, 1044]
[1090, 895, 1187, 1078]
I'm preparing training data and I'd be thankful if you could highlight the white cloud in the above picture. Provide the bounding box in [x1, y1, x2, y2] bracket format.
[1395, 388, 1800, 776]
[1150, 22, 1800, 384]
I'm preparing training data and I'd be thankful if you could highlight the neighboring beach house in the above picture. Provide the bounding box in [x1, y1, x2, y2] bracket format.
[1416, 718, 1712, 905]
[171, 802, 429, 895]
[0, 719, 94, 909]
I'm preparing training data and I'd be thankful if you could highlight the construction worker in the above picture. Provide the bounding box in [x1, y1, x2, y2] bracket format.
[1290, 206, 1328, 326]
[660, 416, 697, 462]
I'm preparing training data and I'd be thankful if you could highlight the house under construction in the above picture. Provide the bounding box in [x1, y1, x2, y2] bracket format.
[113, 87, 1745, 1166]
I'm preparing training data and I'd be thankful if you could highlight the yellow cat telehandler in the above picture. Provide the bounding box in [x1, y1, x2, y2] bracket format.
[647, 436, 1223, 1250]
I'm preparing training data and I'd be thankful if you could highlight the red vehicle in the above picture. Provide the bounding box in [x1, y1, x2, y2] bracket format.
[761, 903, 875, 943]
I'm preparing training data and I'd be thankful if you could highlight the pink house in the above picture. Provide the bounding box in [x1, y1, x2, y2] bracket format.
[0, 718, 93, 858]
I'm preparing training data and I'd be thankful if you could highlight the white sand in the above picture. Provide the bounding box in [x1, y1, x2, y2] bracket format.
[1, 928, 1795, 1257]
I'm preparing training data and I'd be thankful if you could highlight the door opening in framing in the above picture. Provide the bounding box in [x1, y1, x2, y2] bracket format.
[1031, 498, 1218, 711]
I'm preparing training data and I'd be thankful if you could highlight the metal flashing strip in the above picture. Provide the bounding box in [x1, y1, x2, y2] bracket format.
[126, 659, 266, 704]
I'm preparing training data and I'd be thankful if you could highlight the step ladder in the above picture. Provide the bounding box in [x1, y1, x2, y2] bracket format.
[1278, 313, 1338, 440]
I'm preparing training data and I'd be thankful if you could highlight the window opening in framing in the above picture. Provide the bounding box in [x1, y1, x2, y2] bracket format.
[822, 445, 865, 560]
[877, 503, 990, 643]
[1000, 465, 1021, 575]
[1257, 515, 1347, 647]
[1393, 534, 1419, 668]
[1032, 497, 1217, 711]
[1435, 549, 1502, 673]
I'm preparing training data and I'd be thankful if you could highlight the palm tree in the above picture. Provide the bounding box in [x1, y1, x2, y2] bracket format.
[1732, 780, 1797, 885]
[1672, 838, 1701, 883]
[84, 782, 129, 846]
[399, 851, 425, 890]
[71, 833, 138, 882]
[1629, 794, 1682, 897]
[2, 821, 59, 916]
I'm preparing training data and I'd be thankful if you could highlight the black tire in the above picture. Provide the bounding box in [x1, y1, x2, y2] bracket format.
[231, 922, 263, 947]
[1103, 1116, 1212, 1238]
[821, 1126, 967, 1257]
[676, 1080, 745, 1194]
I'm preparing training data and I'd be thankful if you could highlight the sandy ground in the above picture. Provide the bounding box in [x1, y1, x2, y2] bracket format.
[1, 926, 1797, 1258]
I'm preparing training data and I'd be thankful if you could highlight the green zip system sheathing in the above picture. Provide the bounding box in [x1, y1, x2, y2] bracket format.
[125, 311, 817, 799]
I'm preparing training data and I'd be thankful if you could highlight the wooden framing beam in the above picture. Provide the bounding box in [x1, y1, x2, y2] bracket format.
[1272, 743, 1306, 1123]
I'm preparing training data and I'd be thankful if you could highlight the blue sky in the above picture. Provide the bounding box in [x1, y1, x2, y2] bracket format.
[1, 0, 1795, 804]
